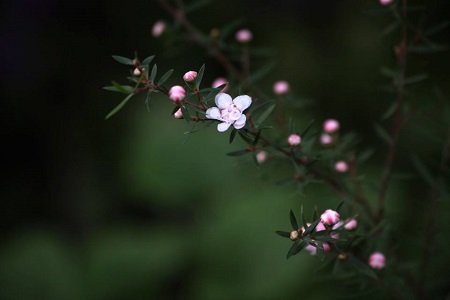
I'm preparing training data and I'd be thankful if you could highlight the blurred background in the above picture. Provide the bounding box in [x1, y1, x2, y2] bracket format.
[1, 0, 449, 299]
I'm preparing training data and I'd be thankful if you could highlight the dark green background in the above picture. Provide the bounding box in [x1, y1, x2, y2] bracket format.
[1, 0, 449, 299]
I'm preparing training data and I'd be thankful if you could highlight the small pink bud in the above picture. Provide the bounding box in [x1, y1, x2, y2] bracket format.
[368, 252, 386, 269]
[152, 21, 166, 37]
[236, 29, 253, 43]
[335, 161, 349, 173]
[173, 108, 183, 119]
[323, 119, 340, 133]
[305, 243, 330, 256]
[320, 133, 333, 145]
[168, 86, 186, 102]
[379, 0, 393, 5]
[183, 71, 197, 82]
[320, 209, 340, 226]
[290, 230, 299, 241]
[133, 68, 141, 76]
[288, 134, 301, 146]
[344, 219, 358, 230]
[212, 77, 229, 92]
[273, 81, 289, 95]
[256, 151, 267, 164]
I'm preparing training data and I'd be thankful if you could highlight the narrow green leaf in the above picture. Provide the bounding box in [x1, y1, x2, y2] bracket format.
[404, 73, 428, 85]
[312, 206, 318, 221]
[335, 201, 345, 213]
[249, 62, 275, 83]
[275, 231, 291, 238]
[238, 130, 255, 145]
[381, 102, 398, 120]
[380, 66, 398, 78]
[425, 21, 450, 36]
[301, 119, 316, 139]
[356, 148, 376, 164]
[112, 55, 134, 65]
[150, 64, 158, 83]
[229, 128, 237, 144]
[301, 206, 308, 230]
[142, 55, 155, 66]
[145, 90, 153, 111]
[290, 210, 298, 230]
[105, 93, 134, 120]
[381, 21, 400, 37]
[226, 149, 250, 157]
[196, 64, 206, 87]
[256, 103, 275, 128]
[103, 82, 134, 94]
[180, 106, 191, 124]
[286, 240, 306, 260]
[373, 123, 391, 145]
[185, 0, 211, 13]
[157, 69, 174, 86]
[409, 44, 449, 54]
[303, 218, 321, 236]
[219, 19, 243, 41]
[349, 257, 377, 279]
[410, 154, 434, 186]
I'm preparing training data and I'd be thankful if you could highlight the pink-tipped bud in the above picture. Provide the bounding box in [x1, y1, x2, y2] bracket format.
[256, 151, 267, 164]
[305, 243, 330, 256]
[320, 209, 340, 226]
[183, 71, 197, 82]
[335, 161, 349, 173]
[368, 252, 386, 269]
[344, 219, 358, 230]
[174, 108, 183, 119]
[379, 0, 393, 5]
[290, 230, 299, 241]
[323, 119, 340, 133]
[212, 77, 228, 92]
[168, 86, 186, 102]
[273, 81, 289, 95]
[152, 21, 166, 37]
[288, 134, 301, 146]
[236, 29, 253, 43]
[133, 68, 141, 76]
[320, 133, 333, 145]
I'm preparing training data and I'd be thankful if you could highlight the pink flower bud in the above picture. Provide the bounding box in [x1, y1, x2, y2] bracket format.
[236, 29, 253, 43]
[335, 161, 349, 173]
[133, 68, 141, 76]
[320, 209, 340, 226]
[368, 252, 386, 269]
[288, 134, 301, 146]
[168, 86, 186, 102]
[323, 119, 340, 133]
[379, 0, 393, 5]
[320, 133, 333, 145]
[344, 219, 358, 230]
[173, 108, 183, 119]
[256, 151, 267, 164]
[273, 81, 289, 95]
[305, 243, 330, 255]
[183, 71, 197, 82]
[152, 21, 166, 37]
[290, 230, 299, 241]
[212, 77, 228, 92]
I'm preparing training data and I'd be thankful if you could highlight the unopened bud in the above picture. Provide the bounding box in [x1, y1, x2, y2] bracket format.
[368, 252, 386, 269]
[256, 151, 267, 164]
[323, 119, 340, 133]
[379, 0, 394, 5]
[152, 21, 166, 37]
[338, 253, 348, 260]
[320, 133, 333, 146]
[168, 86, 186, 102]
[288, 134, 301, 146]
[212, 77, 228, 92]
[183, 71, 197, 82]
[273, 81, 289, 95]
[236, 29, 253, 43]
[334, 161, 349, 173]
[174, 108, 183, 119]
[344, 219, 358, 230]
[320, 209, 340, 226]
[133, 68, 141, 76]
[290, 230, 299, 241]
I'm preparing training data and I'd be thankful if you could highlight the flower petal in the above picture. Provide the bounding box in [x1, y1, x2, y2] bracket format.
[217, 122, 231, 132]
[205, 107, 221, 120]
[233, 95, 252, 111]
[233, 114, 246, 129]
[215, 93, 233, 109]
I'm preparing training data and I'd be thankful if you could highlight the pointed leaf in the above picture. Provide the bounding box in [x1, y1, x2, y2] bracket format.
[180, 106, 191, 124]
[335, 201, 345, 213]
[105, 93, 134, 120]
[301, 206, 308, 230]
[256, 103, 275, 128]
[229, 128, 237, 144]
[286, 240, 306, 260]
[150, 64, 158, 83]
[112, 55, 134, 65]
[303, 218, 321, 236]
[373, 123, 391, 145]
[290, 210, 298, 230]
[157, 69, 174, 86]
[410, 154, 434, 186]
[382, 102, 398, 120]
[103, 82, 134, 94]
[300, 119, 316, 139]
[227, 149, 250, 157]
[349, 256, 377, 279]
[142, 55, 155, 66]
[196, 64, 206, 87]
[404, 73, 428, 85]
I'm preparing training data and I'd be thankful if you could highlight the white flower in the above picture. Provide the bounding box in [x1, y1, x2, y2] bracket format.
[206, 93, 252, 132]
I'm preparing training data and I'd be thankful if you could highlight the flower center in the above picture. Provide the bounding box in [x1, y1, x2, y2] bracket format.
[220, 104, 242, 123]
